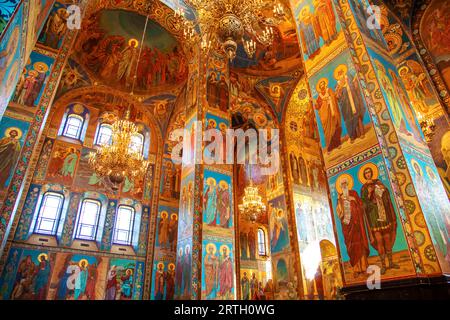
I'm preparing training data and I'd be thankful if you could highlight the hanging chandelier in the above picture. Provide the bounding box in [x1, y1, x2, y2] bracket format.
[88, 109, 149, 191]
[88, 15, 151, 191]
[417, 112, 436, 142]
[176, 0, 285, 61]
[238, 179, 266, 223]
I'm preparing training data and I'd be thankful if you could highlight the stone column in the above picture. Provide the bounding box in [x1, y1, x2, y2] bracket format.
[289, 0, 450, 297]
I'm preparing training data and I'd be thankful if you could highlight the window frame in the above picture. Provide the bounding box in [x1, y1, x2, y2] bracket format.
[34, 192, 65, 236]
[74, 198, 102, 241]
[129, 132, 144, 155]
[94, 123, 113, 146]
[62, 114, 85, 140]
[257, 227, 267, 257]
[112, 205, 135, 246]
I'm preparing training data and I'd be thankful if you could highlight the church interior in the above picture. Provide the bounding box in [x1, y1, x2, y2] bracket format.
[0, 0, 449, 301]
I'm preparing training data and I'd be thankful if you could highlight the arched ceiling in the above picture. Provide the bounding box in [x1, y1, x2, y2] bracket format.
[72, 9, 188, 95]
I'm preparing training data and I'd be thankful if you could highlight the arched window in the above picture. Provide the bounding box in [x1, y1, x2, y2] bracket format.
[129, 133, 144, 155]
[113, 205, 135, 246]
[62, 114, 84, 139]
[34, 192, 64, 235]
[257, 228, 267, 256]
[95, 123, 113, 145]
[75, 199, 101, 241]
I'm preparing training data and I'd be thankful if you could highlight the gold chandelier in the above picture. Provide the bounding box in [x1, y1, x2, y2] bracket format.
[177, 0, 285, 61]
[88, 15, 150, 190]
[417, 112, 436, 142]
[238, 179, 266, 223]
[88, 109, 150, 190]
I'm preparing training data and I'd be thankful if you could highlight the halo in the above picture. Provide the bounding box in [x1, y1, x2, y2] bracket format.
[398, 66, 409, 76]
[219, 244, 229, 254]
[315, 77, 329, 92]
[160, 210, 168, 219]
[57, 8, 67, 16]
[208, 119, 217, 128]
[410, 159, 422, 175]
[157, 262, 164, 270]
[28, 70, 39, 77]
[335, 173, 354, 194]
[253, 113, 268, 127]
[128, 38, 139, 47]
[219, 122, 227, 131]
[358, 163, 379, 184]
[276, 209, 283, 217]
[168, 263, 175, 270]
[5, 127, 22, 139]
[37, 253, 48, 261]
[425, 166, 436, 181]
[170, 213, 178, 220]
[300, 6, 311, 19]
[126, 268, 133, 275]
[78, 259, 89, 267]
[333, 64, 348, 80]
[206, 243, 217, 255]
[219, 180, 229, 189]
[72, 103, 84, 114]
[206, 177, 216, 186]
[34, 62, 49, 73]
[184, 244, 190, 253]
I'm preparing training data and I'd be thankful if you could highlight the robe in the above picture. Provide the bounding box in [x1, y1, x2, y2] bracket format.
[315, 88, 342, 152]
[0, 136, 21, 187]
[203, 185, 217, 225]
[361, 179, 397, 251]
[241, 276, 250, 300]
[217, 187, 230, 228]
[105, 270, 117, 300]
[337, 190, 369, 267]
[158, 217, 169, 248]
[154, 270, 165, 300]
[218, 255, 233, 297]
[204, 253, 218, 299]
[166, 270, 175, 300]
[33, 260, 50, 300]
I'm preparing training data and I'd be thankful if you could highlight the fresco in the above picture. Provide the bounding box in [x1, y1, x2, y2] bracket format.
[12, 51, 55, 108]
[73, 9, 187, 93]
[268, 195, 290, 254]
[309, 50, 375, 167]
[0, 0, 20, 35]
[206, 70, 229, 112]
[105, 258, 144, 300]
[55, 59, 91, 99]
[328, 155, 415, 284]
[0, 1, 23, 117]
[203, 169, 233, 229]
[348, 0, 385, 44]
[160, 158, 181, 200]
[0, 247, 53, 300]
[151, 260, 176, 300]
[420, 0, 450, 91]
[230, 9, 302, 75]
[46, 141, 81, 186]
[201, 241, 234, 300]
[37, 2, 68, 50]
[174, 238, 192, 299]
[25, 0, 54, 58]
[0, 116, 31, 191]
[155, 205, 178, 252]
[177, 169, 194, 241]
[240, 269, 270, 300]
[369, 48, 426, 147]
[291, 0, 345, 71]
[405, 152, 450, 273]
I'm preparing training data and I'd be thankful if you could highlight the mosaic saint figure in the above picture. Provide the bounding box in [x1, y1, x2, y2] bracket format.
[333, 64, 365, 143]
[248, 228, 256, 260]
[204, 243, 218, 299]
[218, 246, 233, 298]
[166, 264, 175, 300]
[313, 0, 338, 45]
[217, 180, 231, 228]
[289, 152, 300, 184]
[250, 273, 258, 300]
[203, 178, 218, 225]
[41, 8, 68, 49]
[182, 245, 191, 297]
[168, 214, 178, 252]
[158, 211, 169, 249]
[0, 128, 22, 188]
[11, 255, 36, 299]
[241, 272, 250, 300]
[33, 254, 51, 300]
[336, 174, 369, 278]
[359, 165, 399, 274]
[240, 231, 248, 260]
[298, 6, 320, 58]
[60, 147, 78, 179]
[314, 78, 342, 153]
[154, 263, 165, 300]
[105, 266, 117, 300]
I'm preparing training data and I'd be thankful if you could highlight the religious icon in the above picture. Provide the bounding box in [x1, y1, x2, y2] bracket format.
[217, 180, 231, 228]
[40, 8, 69, 49]
[333, 64, 366, 143]
[358, 163, 399, 274]
[335, 173, 369, 278]
[154, 262, 165, 300]
[158, 211, 170, 249]
[241, 272, 250, 300]
[203, 177, 217, 226]
[218, 245, 233, 299]
[314, 78, 342, 153]
[204, 243, 218, 299]
[0, 127, 22, 188]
